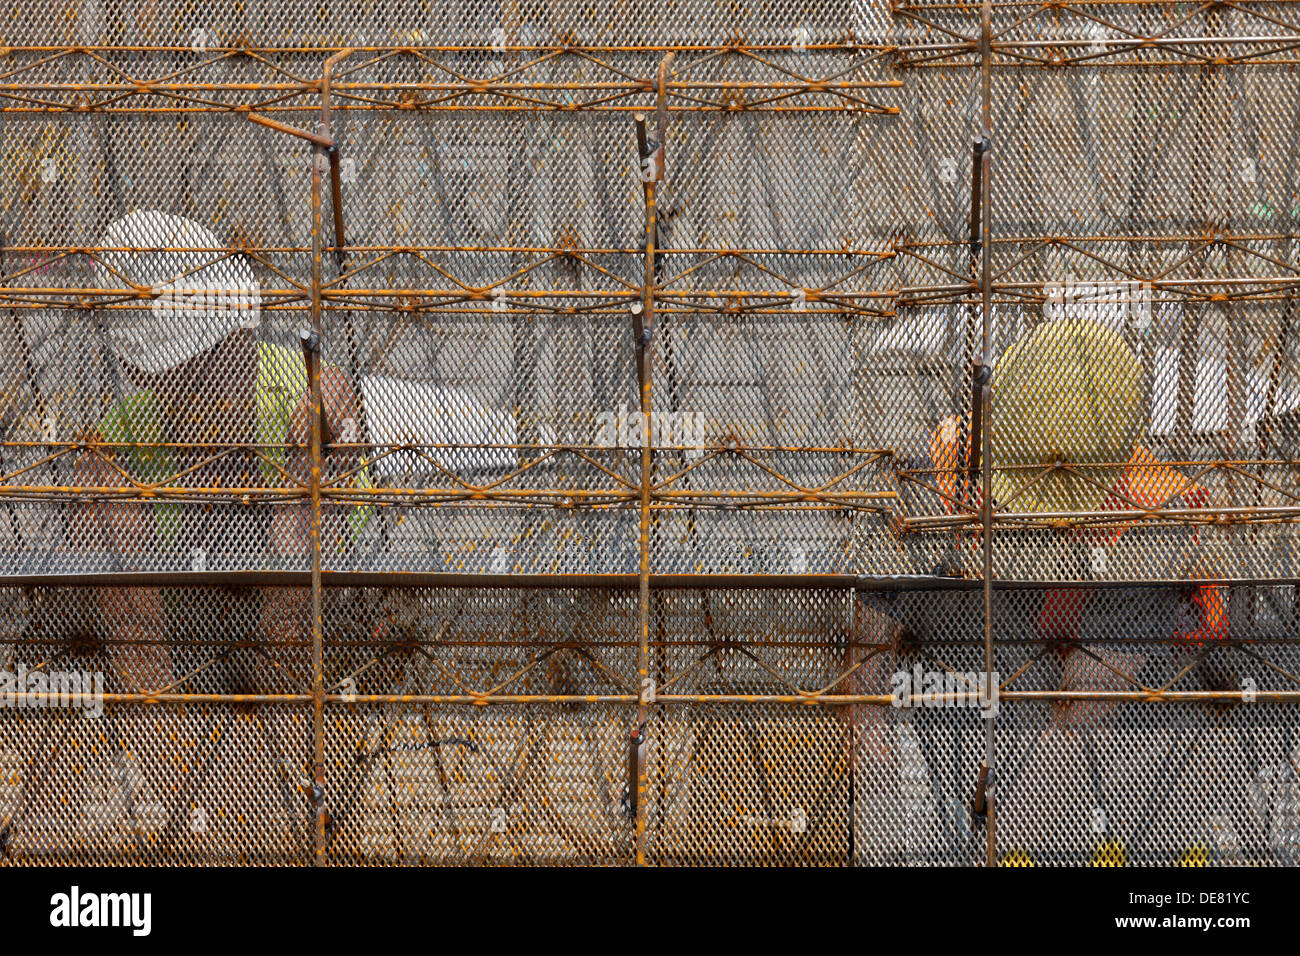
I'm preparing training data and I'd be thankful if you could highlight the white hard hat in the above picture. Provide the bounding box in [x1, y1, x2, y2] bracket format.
[94, 210, 260, 375]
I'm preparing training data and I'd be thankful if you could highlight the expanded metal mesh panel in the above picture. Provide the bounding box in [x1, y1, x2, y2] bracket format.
[643, 588, 986, 865]
[1, 704, 314, 865]
[3, 0, 887, 48]
[321, 587, 632, 864]
[326, 704, 632, 865]
[1, 582, 1297, 865]
[2, 0, 1299, 867]
[998, 704, 1300, 866]
[318, 586, 638, 698]
[0, 585, 314, 864]
[990, 584, 1300, 865]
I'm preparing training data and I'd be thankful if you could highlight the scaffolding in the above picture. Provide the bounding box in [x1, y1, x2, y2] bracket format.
[0, 0, 1299, 865]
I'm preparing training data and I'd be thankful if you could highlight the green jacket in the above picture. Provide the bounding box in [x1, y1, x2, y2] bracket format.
[97, 341, 371, 548]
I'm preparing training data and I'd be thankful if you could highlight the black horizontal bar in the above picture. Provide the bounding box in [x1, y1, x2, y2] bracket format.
[0, 570, 1293, 590]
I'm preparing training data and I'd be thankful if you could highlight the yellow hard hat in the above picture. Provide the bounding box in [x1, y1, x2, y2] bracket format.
[991, 319, 1143, 514]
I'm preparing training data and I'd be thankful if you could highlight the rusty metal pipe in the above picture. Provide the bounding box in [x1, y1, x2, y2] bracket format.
[321, 49, 352, 272]
[626, 51, 674, 864]
[20, 690, 1300, 706]
[303, 48, 349, 868]
[306, 137, 328, 866]
[246, 111, 334, 148]
[977, 0, 997, 868]
[3, 570, 1296, 590]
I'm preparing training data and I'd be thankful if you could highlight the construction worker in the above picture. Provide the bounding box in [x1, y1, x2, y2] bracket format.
[935, 316, 1238, 865]
[927, 317, 1229, 730]
[849, 314, 1232, 864]
[0, 210, 368, 856]
[73, 209, 366, 696]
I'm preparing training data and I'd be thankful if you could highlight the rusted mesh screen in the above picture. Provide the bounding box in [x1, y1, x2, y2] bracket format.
[1, 1, 1299, 866]
[4, 584, 1295, 864]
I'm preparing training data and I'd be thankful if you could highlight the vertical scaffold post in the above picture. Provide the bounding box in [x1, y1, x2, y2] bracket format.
[977, 0, 997, 868]
[626, 52, 673, 866]
[308, 47, 352, 867]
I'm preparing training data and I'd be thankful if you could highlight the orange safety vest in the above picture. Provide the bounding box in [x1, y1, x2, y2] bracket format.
[928, 417, 1226, 645]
